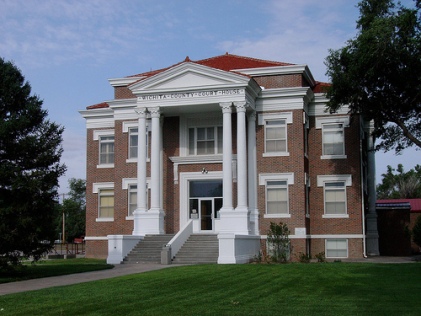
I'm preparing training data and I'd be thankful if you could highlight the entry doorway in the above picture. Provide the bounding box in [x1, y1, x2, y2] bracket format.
[189, 180, 223, 232]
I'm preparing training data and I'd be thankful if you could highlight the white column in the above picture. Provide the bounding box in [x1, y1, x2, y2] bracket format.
[133, 107, 147, 235]
[247, 111, 259, 235]
[134, 106, 164, 235]
[234, 101, 248, 210]
[149, 107, 161, 211]
[220, 102, 233, 211]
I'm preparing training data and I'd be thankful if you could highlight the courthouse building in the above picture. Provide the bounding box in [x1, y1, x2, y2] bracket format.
[80, 53, 379, 264]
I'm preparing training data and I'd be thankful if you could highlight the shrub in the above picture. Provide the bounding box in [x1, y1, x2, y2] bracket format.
[267, 222, 290, 263]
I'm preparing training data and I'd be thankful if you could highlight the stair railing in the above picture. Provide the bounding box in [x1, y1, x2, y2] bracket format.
[163, 220, 193, 263]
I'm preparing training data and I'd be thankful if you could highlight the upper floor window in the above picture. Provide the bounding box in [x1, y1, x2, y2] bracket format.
[265, 120, 287, 153]
[129, 128, 138, 159]
[189, 126, 223, 155]
[99, 136, 114, 165]
[317, 175, 352, 218]
[259, 112, 292, 157]
[93, 130, 115, 168]
[322, 123, 344, 156]
[316, 116, 349, 159]
[123, 122, 150, 162]
[128, 184, 137, 217]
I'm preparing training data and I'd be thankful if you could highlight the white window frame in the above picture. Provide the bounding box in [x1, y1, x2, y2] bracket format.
[122, 178, 150, 220]
[188, 126, 223, 156]
[316, 116, 349, 160]
[325, 238, 348, 258]
[94, 130, 115, 168]
[122, 121, 150, 163]
[258, 112, 292, 157]
[259, 173, 294, 218]
[93, 182, 114, 222]
[317, 175, 352, 218]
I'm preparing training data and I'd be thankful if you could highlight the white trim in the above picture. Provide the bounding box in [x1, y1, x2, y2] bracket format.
[96, 218, 114, 222]
[179, 171, 223, 230]
[322, 214, 350, 219]
[317, 175, 352, 187]
[264, 214, 291, 219]
[321, 154, 347, 160]
[260, 234, 364, 239]
[96, 163, 114, 169]
[93, 182, 114, 193]
[84, 236, 109, 241]
[259, 173, 294, 185]
[93, 129, 115, 141]
[262, 152, 290, 157]
[258, 111, 293, 125]
[315, 116, 350, 129]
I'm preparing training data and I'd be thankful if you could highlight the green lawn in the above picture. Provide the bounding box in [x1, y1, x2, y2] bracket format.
[0, 263, 420, 315]
[0, 259, 113, 284]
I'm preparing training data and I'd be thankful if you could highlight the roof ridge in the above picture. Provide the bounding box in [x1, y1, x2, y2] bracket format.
[195, 52, 294, 67]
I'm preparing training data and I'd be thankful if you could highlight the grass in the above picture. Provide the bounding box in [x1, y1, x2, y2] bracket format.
[0, 259, 113, 284]
[0, 262, 420, 315]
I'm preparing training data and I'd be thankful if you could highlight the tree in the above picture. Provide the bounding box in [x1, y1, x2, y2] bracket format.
[58, 178, 86, 242]
[376, 164, 421, 199]
[0, 58, 66, 269]
[325, 0, 421, 153]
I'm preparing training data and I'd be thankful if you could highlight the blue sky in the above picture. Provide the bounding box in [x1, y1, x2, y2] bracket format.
[1, 0, 419, 192]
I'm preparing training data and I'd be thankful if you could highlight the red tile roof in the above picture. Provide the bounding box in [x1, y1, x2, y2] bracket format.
[129, 53, 294, 78]
[86, 102, 109, 110]
[312, 81, 330, 93]
[377, 199, 421, 212]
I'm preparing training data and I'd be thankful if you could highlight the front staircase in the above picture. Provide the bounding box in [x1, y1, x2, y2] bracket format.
[123, 234, 174, 263]
[172, 234, 218, 264]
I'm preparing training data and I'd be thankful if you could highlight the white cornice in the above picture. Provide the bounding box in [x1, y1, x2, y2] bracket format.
[256, 87, 314, 112]
[108, 77, 141, 87]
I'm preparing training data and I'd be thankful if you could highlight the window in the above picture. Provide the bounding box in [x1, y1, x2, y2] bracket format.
[322, 123, 344, 156]
[324, 181, 346, 215]
[258, 112, 292, 157]
[129, 128, 138, 159]
[99, 136, 114, 164]
[99, 189, 114, 218]
[265, 120, 287, 153]
[266, 181, 288, 215]
[326, 239, 348, 258]
[259, 173, 294, 218]
[128, 184, 137, 217]
[317, 175, 352, 218]
[316, 116, 349, 159]
[189, 126, 222, 155]
[128, 127, 149, 160]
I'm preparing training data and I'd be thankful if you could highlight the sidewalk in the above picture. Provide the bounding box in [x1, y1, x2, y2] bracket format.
[0, 263, 179, 296]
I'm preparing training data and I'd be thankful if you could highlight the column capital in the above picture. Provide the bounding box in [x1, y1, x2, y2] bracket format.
[247, 110, 256, 121]
[233, 101, 249, 113]
[148, 107, 161, 118]
[135, 107, 147, 118]
[220, 102, 232, 113]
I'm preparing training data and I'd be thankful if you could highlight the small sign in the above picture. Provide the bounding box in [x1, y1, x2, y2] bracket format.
[295, 228, 306, 236]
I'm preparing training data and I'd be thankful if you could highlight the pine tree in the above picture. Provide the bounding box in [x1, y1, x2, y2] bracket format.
[0, 58, 66, 269]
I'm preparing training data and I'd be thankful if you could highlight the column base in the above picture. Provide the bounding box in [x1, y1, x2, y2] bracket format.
[107, 235, 143, 264]
[218, 207, 250, 235]
[217, 233, 260, 264]
[132, 208, 165, 235]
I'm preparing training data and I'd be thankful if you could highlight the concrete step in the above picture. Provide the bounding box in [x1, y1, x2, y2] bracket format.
[172, 234, 218, 264]
[123, 234, 174, 264]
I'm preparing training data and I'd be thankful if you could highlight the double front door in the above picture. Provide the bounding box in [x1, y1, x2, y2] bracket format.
[189, 180, 223, 232]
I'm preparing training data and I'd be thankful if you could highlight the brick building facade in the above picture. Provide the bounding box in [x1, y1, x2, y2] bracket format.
[80, 53, 377, 263]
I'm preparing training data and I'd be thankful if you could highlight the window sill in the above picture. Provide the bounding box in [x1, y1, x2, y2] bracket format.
[125, 216, 134, 221]
[322, 214, 349, 219]
[264, 214, 291, 219]
[97, 164, 114, 169]
[96, 217, 114, 222]
[320, 155, 347, 160]
[263, 152, 290, 157]
[126, 158, 150, 163]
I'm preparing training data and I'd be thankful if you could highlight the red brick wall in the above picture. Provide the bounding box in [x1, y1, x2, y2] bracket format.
[253, 74, 310, 89]
[85, 240, 108, 259]
[114, 87, 136, 99]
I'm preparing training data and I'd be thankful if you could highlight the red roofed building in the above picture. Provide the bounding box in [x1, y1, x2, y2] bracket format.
[80, 53, 378, 264]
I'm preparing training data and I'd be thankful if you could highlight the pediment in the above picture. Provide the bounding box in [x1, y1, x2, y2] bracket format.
[129, 62, 251, 93]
